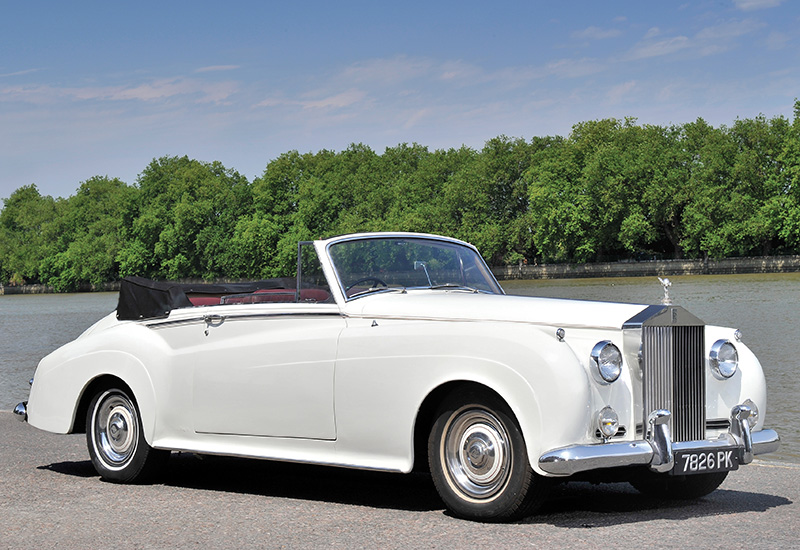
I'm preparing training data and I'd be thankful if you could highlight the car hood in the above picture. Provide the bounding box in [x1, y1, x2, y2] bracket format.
[347, 290, 651, 330]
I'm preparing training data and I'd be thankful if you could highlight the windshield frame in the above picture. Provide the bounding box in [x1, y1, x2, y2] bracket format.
[324, 233, 504, 302]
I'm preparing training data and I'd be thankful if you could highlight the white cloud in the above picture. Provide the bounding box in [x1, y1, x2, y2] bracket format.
[766, 31, 790, 50]
[607, 81, 637, 105]
[439, 60, 483, 81]
[0, 77, 238, 105]
[625, 18, 762, 61]
[402, 108, 432, 129]
[571, 26, 622, 40]
[340, 56, 435, 85]
[644, 27, 661, 39]
[256, 88, 367, 111]
[627, 36, 691, 60]
[732, 0, 783, 10]
[301, 89, 367, 110]
[195, 65, 241, 73]
[695, 19, 764, 41]
[545, 58, 606, 78]
[0, 68, 41, 78]
[694, 19, 765, 55]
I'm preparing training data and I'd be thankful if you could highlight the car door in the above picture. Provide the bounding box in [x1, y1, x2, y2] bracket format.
[154, 303, 345, 440]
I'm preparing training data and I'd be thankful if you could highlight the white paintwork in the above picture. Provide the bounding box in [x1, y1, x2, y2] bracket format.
[25, 232, 772, 477]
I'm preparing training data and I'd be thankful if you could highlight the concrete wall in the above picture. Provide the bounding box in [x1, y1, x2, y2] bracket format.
[0, 281, 122, 295]
[4, 255, 800, 293]
[492, 255, 800, 280]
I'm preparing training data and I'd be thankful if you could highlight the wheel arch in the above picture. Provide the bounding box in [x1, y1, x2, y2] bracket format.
[70, 375, 135, 434]
[412, 380, 524, 472]
[53, 350, 160, 444]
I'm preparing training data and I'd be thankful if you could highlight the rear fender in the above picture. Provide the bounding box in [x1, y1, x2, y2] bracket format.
[27, 349, 157, 442]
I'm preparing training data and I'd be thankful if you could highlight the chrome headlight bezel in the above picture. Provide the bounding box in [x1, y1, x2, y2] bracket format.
[597, 406, 620, 440]
[710, 339, 739, 379]
[590, 340, 623, 384]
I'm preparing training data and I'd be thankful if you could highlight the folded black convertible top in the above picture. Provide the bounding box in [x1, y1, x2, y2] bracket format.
[116, 276, 295, 320]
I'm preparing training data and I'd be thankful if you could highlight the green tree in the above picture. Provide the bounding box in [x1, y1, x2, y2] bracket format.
[524, 133, 595, 262]
[40, 176, 135, 291]
[775, 100, 800, 251]
[0, 185, 59, 284]
[677, 115, 789, 259]
[117, 156, 252, 279]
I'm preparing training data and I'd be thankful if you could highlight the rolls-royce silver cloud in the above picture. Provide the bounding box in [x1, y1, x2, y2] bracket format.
[15, 232, 780, 521]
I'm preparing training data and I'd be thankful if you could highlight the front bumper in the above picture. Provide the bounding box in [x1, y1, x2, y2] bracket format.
[538, 404, 780, 476]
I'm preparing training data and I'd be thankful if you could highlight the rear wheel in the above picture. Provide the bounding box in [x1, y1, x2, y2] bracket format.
[86, 387, 169, 483]
[428, 389, 549, 522]
[630, 471, 728, 499]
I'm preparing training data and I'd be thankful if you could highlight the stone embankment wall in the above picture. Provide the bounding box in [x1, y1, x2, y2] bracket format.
[0, 282, 121, 295]
[492, 255, 800, 280]
[3, 256, 800, 293]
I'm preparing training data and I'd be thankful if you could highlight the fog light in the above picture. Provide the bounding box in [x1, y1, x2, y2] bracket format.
[597, 406, 619, 440]
[743, 398, 759, 428]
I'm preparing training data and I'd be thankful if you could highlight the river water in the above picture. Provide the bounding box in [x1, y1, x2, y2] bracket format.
[2, 274, 797, 463]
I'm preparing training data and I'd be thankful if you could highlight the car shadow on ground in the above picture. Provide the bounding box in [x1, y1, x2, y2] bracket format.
[39, 453, 792, 523]
[165, 452, 443, 512]
[527, 480, 792, 527]
[38, 459, 98, 478]
[39, 452, 443, 513]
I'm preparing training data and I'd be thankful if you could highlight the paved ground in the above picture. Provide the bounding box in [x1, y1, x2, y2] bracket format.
[1, 411, 797, 549]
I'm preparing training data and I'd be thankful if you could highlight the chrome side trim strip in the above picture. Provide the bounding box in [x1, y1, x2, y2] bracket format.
[146, 311, 344, 329]
[344, 313, 624, 331]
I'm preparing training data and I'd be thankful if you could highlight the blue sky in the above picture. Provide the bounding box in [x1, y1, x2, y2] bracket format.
[1, 0, 798, 200]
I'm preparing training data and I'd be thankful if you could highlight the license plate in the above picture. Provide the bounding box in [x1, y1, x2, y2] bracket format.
[672, 449, 739, 475]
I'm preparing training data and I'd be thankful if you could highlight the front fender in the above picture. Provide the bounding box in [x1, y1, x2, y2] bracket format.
[333, 319, 592, 475]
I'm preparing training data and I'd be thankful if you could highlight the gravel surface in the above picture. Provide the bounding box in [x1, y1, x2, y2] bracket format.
[2, 411, 797, 549]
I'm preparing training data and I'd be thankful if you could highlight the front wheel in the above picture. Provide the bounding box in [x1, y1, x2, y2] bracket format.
[428, 390, 550, 522]
[86, 387, 169, 483]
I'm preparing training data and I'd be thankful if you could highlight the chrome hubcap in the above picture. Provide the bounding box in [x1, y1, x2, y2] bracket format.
[444, 408, 510, 499]
[94, 392, 138, 467]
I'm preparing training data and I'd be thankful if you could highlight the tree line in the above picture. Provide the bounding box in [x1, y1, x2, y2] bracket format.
[2, 102, 800, 291]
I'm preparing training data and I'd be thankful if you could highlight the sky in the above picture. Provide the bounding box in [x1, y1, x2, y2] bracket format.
[1, 0, 798, 200]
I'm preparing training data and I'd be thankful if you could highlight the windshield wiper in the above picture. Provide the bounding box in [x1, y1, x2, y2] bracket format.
[428, 283, 482, 293]
[349, 286, 406, 298]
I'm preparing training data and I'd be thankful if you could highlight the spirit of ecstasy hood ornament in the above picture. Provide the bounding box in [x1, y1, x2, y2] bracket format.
[658, 277, 673, 305]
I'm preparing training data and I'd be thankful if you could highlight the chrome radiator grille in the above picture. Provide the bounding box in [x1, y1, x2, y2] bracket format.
[642, 325, 705, 442]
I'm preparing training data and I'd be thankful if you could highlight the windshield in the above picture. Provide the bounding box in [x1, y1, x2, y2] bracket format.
[328, 236, 502, 299]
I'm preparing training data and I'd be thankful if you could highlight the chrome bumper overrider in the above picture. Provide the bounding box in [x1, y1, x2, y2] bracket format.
[13, 401, 27, 422]
[538, 404, 780, 476]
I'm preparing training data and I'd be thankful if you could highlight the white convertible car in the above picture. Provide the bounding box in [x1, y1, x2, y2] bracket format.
[16, 232, 780, 521]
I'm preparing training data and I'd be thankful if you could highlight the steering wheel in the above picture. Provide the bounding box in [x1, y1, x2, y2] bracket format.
[346, 276, 389, 292]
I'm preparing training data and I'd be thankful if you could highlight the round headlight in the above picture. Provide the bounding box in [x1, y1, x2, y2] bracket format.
[710, 339, 738, 379]
[597, 406, 619, 440]
[591, 341, 622, 384]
